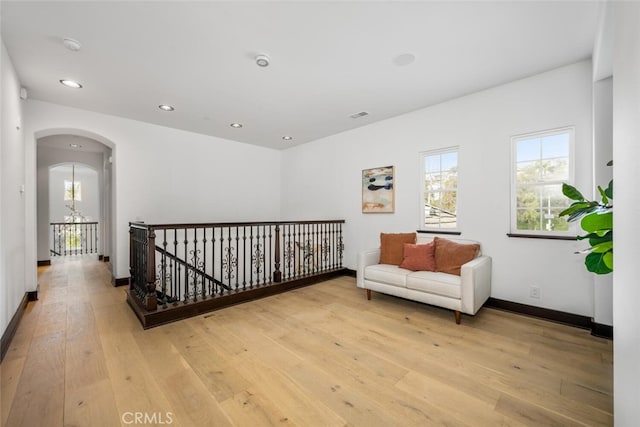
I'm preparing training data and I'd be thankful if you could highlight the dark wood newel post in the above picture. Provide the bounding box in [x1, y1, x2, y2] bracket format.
[274, 224, 282, 282]
[145, 228, 158, 311]
[128, 225, 134, 291]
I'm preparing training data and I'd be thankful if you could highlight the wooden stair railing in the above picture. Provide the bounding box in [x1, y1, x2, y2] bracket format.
[128, 220, 346, 328]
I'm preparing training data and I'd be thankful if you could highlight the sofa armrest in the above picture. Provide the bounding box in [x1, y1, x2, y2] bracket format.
[356, 248, 380, 288]
[460, 255, 492, 315]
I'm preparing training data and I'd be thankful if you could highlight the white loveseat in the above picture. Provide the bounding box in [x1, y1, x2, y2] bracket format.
[356, 234, 491, 324]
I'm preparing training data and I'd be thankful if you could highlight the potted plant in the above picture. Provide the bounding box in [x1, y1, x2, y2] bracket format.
[560, 168, 613, 275]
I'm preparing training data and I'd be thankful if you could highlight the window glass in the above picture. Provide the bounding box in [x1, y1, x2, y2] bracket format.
[64, 180, 81, 201]
[511, 127, 574, 234]
[421, 148, 458, 230]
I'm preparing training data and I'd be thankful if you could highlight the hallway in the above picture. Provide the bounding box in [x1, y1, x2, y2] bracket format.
[1, 256, 128, 426]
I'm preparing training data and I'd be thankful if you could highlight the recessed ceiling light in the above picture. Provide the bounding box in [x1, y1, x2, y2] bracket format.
[230, 123, 243, 128]
[158, 104, 175, 111]
[60, 79, 83, 89]
[349, 111, 369, 119]
[62, 38, 82, 52]
[69, 143, 82, 149]
[282, 136, 293, 141]
[393, 53, 416, 66]
[255, 54, 270, 67]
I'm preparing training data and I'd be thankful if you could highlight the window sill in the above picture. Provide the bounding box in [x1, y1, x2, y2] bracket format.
[417, 230, 462, 236]
[506, 233, 577, 241]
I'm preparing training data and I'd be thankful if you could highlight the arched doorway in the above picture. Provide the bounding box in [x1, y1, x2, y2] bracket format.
[36, 134, 113, 265]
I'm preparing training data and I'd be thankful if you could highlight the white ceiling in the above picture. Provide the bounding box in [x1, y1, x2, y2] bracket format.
[1, 1, 603, 150]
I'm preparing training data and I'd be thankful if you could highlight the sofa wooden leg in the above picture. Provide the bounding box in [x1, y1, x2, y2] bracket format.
[454, 310, 461, 324]
[366, 289, 371, 300]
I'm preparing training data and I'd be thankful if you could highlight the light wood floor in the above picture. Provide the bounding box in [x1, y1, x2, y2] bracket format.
[1, 257, 612, 426]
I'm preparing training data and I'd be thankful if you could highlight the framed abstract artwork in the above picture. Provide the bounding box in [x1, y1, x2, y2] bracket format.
[362, 166, 395, 213]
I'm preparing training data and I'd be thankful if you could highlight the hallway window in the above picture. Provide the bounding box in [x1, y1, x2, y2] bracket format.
[64, 180, 82, 201]
[511, 127, 574, 235]
[420, 147, 458, 230]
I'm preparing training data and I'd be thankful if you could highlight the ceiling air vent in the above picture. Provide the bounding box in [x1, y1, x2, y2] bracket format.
[349, 111, 369, 119]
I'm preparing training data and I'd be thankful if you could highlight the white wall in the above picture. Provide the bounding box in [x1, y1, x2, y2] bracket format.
[282, 60, 595, 316]
[1, 42, 26, 337]
[592, 77, 613, 327]
[24, 100, 282, 280]
[611, 2, 640, 424]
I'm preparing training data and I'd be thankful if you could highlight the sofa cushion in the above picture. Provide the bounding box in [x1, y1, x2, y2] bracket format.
[434, 237, 480, 276]
[364, 264, 410, 287]
[379, 233, 416, 265]
[406, 271, 462, 299]
[399, 242, 436, 271]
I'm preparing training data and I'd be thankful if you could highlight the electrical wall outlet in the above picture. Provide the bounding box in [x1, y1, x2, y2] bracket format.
[530, 286, 541, 299]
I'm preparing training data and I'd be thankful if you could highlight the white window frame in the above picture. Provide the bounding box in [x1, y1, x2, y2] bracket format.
[419, 147, 459, 232]
[510, 126, 575, 236]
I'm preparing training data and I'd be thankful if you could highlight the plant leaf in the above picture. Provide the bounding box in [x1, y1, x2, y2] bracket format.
[588, 230, 612, 247]
[559, 202, 591, 218]
[581, 212, 613, 233]
[585, 252, 613, 275]
[598, 185, 609, 205]
[591, 241, 613, 253]
[562, 183, 585, 201]
[605, 180, 613, 200]
[566, 204, 602, 222]
[603, 251, 613, 269]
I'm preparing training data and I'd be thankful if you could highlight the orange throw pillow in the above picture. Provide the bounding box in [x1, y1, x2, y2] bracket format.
[434, 237, 480, 276]
[379, 233, 416, 265]
[399, 242, 436, 271]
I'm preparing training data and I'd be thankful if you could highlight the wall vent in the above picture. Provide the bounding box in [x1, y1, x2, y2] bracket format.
[349, 111, 369, 119]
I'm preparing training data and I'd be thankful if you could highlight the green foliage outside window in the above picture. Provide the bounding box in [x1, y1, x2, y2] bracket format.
[424, 165, 457, 228]
[515, 159, 570, 232]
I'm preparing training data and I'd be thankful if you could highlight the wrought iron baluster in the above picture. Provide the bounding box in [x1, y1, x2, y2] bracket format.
[338, 223, 344, 267]
[253, 227, 259, 286]
[287, 224, 292, 278]
[211, 227, 216, 296]
[274, 224, 282, 283]
[242, 226, 247, 290]
[268, 225, 273, 284]
[235, 227, 240, 290]
[293, 224, 298, 278]
[262, 225, 267, 285]
[202, 227, 207, 299]
[219, 227, 224, 295]
[161, 229, 168, 308]
[314, 223, 319, 274]
[183, 229, 189, 303]
[173, 229, 178, 305]
[192, 228, 198, 302]
[222, 227, 238, 289]
[249, 227, 254, 287]
[332, 222, 336, 269]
